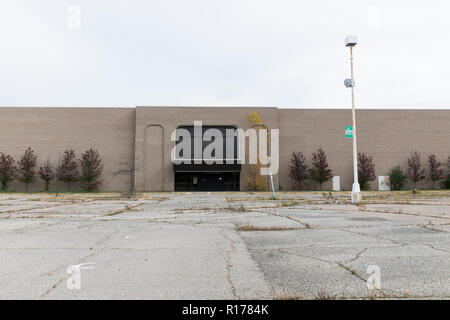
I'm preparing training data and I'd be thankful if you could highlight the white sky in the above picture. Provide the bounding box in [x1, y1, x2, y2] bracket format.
[1, 0, 449, 108]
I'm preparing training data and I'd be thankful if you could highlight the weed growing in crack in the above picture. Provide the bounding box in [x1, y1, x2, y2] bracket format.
[227, 205, 247, 212]
[273, 288, 303, 300]
[315, 290, 338, 300]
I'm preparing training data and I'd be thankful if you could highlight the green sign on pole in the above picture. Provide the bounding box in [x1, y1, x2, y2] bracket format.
[345, 125, 353, 139]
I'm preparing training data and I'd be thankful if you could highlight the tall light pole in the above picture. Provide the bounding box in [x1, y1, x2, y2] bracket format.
[345, 36, 361, 204]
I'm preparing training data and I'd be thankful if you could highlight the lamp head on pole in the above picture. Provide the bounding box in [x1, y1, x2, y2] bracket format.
[345, 36, 358, 47]
[344, 79, 355, 88]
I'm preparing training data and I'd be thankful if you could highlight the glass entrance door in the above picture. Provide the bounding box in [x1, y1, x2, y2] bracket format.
[175, 172, 239, 191]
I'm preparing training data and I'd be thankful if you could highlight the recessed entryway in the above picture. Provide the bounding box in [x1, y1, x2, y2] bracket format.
[175, 172, 239, 191]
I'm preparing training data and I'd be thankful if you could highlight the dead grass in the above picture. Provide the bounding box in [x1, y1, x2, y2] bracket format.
[147, 196, 169, 202]
[6, 215, 46, 219]
[270, 212, 312, 229]
[226, 205, 248, 212]
[361, 190, 450, 205]
[321, 192, 338, 204]
[274, 287, 428, 300]
[171, 204, 249, 213]
[273, 288, 303, 300]
[418, 222, 447, 233]
[236, 224, 298, 232]
[171, 206, 215, 213]
[278, 200, 301, 207]
[357, 202, 367, 210]
[315, 290, 338, 300]
[103, 203, 144, 216]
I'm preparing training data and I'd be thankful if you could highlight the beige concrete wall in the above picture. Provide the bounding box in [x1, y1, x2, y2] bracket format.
[0, 107, 135, 192]
[134, 107, 279, 191]
[1, 107, 448, 192]
[278, 109, 450, 191]
[137, 107, 449, 192]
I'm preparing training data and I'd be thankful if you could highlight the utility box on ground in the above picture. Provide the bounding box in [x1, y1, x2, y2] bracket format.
[378, 176, 390, 191]
[332, 176, 340, 191]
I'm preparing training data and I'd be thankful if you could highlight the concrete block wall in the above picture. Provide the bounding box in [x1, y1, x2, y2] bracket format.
[278, 109, 450, 191]
[0, 107, 135, 192]
[134, 106, 280, 192]
[0, 107, 448, 192]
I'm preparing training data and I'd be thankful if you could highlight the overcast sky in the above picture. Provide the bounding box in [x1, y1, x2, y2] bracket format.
[1, 0, 449, 108]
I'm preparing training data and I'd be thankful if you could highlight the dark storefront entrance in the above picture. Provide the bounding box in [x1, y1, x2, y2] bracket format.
[173, 125, 241, 192]
[175, 172, 240, 191]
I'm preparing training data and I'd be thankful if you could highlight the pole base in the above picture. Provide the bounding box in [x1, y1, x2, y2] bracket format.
[351, 182, 361, 204]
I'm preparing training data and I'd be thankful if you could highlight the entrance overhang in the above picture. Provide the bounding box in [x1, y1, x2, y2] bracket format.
[173, 163, 241, 172]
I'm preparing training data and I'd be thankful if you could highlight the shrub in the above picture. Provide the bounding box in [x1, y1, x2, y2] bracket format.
[309, 148, 332, 190]
[406, 152, 426, 191]
[0, 153, 16, 191]
[57, 149, 79, 191]
[358, 152, 376, 191]
[428, 154, 444, 189]
[39, 160, 55, 191]
[79, 148, 103, 191]
[289, 152, 308, 190]
[442, 156, 450, 189]
[443, 176, 450, 189]
[17, 147, 37, 192]
[389, 166, 406, 191]
[246, 163, 268, 191]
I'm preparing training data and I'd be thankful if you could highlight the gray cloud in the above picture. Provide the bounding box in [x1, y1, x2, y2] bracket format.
[0, 0, 449, 108]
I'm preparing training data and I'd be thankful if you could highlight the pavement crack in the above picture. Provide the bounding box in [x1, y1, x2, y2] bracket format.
[225, 251, 238, 299]
[344, 247, 368, 263]
[357, 208, 450, 221]
[418, 223, 449, 233]
[39, 278, 66, 298]
[103, 202, 145, 216]
[0, 199, 92, 216]
[277, 248, 367, 283]
[424, 243, 450, 254]
[38, 234, 110, 298]
[39, 252, 96, 298]
[220, 230, 239, 299]
[335, 262, 366, 282]
[337, 228, 407, 245]
[259, 209, 312, 229]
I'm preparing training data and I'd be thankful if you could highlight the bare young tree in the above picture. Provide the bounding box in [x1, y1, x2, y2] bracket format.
[0, 153, 16, 191]
[428, 154, 444, 189]
[113, 161, 138, 196]
[39, 160, 56, 192]
[17, 147, 37, 192]
[406, 152, 426, 192]
[358, 152, 376, 191]
[309, 148, 333, 191]
[289, 151, 308, 190]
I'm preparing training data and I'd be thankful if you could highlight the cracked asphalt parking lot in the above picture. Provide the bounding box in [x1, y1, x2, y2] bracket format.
[0, 192, 449, 299]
